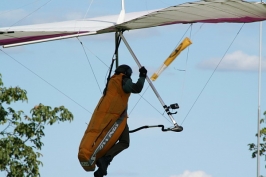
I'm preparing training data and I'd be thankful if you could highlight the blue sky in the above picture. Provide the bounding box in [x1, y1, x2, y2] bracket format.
[1, 0, 266, 177]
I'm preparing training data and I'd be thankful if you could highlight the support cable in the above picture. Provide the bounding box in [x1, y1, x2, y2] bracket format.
[174, 24, 193, 48]
[82, 0, 94, 20]
[77, 0, 94, 34]
[78, 43, 109, 68]
[0, 0, 41, 16]
[181, 23, 245, 125]
[179, 24, 193, 118]
[7, 0, 53, 30]
[0, 48, 92, 114]
[77, 37, 102, 94]
[128, 25, 194, 129]
[129, 85, 172, 124]
[103, 33, 122, 95]
[119, 32, 183, 132]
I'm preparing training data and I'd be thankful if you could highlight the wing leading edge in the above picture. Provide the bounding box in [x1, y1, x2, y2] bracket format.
[1, 0, 266, 47]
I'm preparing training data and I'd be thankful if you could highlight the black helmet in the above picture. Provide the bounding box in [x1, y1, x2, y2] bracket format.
[115, 64, 132, 77]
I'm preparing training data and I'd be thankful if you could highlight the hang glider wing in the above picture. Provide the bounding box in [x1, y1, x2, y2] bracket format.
[1, 0, 266, 47]
[114, 0, 266, 30]
[0, 14, 125, 47]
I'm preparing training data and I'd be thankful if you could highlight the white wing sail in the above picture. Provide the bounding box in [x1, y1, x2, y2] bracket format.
[1, 0, 266, 47]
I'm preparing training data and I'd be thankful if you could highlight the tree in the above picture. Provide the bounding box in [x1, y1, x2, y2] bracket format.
[0, 74, 74, 177]
[248, 111, 266, 158]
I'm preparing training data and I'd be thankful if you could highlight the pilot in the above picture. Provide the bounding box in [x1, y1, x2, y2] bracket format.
[94, 64, 147, 177]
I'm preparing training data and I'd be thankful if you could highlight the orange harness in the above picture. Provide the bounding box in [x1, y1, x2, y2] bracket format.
[78, 73, 130, 171]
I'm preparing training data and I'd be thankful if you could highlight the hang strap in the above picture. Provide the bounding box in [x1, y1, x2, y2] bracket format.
[103, 32, 122, 95]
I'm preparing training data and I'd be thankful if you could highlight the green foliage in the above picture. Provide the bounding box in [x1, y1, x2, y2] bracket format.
[248, 111, 266, 158]
[0, 74, 74, 177]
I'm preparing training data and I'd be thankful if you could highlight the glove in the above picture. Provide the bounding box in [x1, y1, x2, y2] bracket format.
[139, 66, 147, 77]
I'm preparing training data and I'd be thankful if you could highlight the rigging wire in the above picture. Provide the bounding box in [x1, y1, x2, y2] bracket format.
[129, 85, 172, 124]
[0, 0, 41, 16]
[0, 22, 211, 129]
[174, 24, 193, 48]
[0, 48, 92, 114]
[83, 0, 94, 19]
[76, 36, 170, 124]
[0, 36, 113, 118]
[77, 0, 94, 34]
[77, 37, 102, 94]
[74, 35, 170, 122]
[179, 24, 193, 114]
[7, 0, 53, 31]
[105, 33, 172, 124]
[79, 43, 109, 68]
[129, 24, 194, 125]
[180, 23, 246, 125]
[0, 1, 225, 130]
[192, 24, 204, 37]
[168, 25, 193, 73]
[78, 39, 170, 122]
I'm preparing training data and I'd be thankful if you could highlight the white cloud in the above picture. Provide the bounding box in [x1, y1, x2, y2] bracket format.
[198, 50, 266, 71]
[170, 170, 212, 177]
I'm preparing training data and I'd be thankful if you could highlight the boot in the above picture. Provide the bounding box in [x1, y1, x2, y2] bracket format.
[96, 156, 112, 176]
[94, 169, 104, 177]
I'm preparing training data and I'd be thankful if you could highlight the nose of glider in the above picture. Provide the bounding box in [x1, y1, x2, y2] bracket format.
[171, 125, 183, 132]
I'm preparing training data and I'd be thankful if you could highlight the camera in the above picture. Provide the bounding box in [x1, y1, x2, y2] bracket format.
[170, 103, 179, 109]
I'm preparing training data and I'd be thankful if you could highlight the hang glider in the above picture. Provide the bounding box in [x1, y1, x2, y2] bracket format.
[1, 0, 266, 47]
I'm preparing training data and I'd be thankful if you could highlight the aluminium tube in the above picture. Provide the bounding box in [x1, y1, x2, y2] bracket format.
[119, 32, 178, 126]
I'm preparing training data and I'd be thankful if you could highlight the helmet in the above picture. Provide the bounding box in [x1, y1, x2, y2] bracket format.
[115, 64, 132, 77]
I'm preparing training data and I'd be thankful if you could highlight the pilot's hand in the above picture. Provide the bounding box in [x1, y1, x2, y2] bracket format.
[139, 66, 147, 77]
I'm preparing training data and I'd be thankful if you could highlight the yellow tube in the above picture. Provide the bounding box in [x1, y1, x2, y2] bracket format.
[151, 37, 192, 81]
